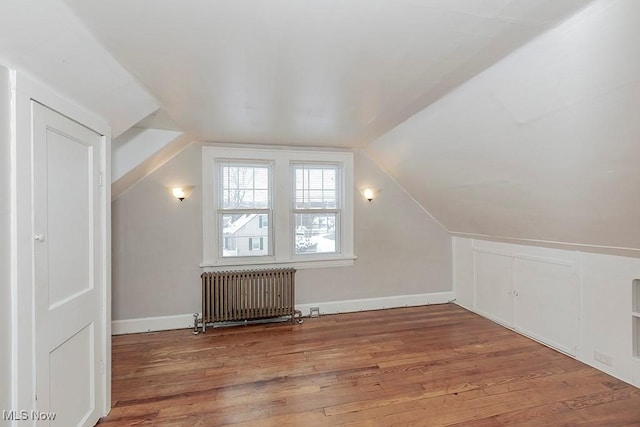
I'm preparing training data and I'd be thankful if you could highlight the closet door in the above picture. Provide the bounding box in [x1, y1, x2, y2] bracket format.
[33, 102, 103, 426]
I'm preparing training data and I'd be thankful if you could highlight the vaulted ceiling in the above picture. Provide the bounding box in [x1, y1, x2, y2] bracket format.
[5, 0, 640, 253]
[60, 0, 592, 147]
[369, 0, 640, 252]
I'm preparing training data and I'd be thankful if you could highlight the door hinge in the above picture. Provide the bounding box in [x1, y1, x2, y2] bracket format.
[100, 360, 105, 374]
[98, 173, 103, 187]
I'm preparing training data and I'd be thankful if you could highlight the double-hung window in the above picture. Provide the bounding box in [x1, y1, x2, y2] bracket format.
[292, 163, 341, 255]
[218, 161, 272, 258]
[203, 146, 354, 269]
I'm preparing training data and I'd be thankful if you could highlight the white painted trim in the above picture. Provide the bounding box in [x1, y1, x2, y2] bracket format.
[472, 245, 577, 268]
[632, 357, 640, 388]
[451, 237, 457, 303]
[575, 251, 583, 358]
[101, 127, 112, 416]
[112, 314, 197, 335]
[13, 72, 106, 135]
[112, 291, 454, 335]
[452, 231, 640, 258]
[8, 68, 19, 422]
[296, 292, 455, 316]
[200, 256, 356, 271]
[12, 70, 37, 416]
[203, 141, 355, 153]
[472, 250, 479, 322]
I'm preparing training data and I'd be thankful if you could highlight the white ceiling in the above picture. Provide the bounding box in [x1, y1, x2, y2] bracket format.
[0, 0, 159, 137]
[62, 0, 592, 147]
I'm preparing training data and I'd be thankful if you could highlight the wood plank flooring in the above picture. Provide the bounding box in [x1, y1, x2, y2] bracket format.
[99, 304, 640, 426]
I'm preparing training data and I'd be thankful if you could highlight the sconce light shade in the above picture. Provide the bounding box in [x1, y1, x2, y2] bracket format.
[172, 187, 186, 200]
[169, 185, 194, 201]
[361, 188, 378, 202]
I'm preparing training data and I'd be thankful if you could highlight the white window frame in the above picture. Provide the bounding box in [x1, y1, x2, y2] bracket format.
[291, 162, 342, 257]
[216, 160, 273, 259]
[202, 146, 355, 270]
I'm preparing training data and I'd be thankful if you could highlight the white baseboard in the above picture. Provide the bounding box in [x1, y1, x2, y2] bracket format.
[296, 291, 455, 317]
[112, 313, 196, 335]
[111, 291, 455, 335]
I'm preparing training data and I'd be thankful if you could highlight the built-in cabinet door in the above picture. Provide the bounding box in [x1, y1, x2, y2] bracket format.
[514, 258, 578, 355]
[472, 246, 578, 357]
[474, 251, 514, 327]
[33, 102, 103, 427]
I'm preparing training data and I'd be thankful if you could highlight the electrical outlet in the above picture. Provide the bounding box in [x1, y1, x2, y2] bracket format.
[594, 350, 614, 366]
[309, 307, 320, 318]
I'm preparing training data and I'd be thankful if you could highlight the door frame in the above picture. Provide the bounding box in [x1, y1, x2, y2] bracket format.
[9, 70, 112, 421]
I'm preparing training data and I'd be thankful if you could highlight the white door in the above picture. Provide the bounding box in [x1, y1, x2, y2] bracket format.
[33, 102, 103, 427]
[514, 258, 578, 355]
[474, 251, 514, 327]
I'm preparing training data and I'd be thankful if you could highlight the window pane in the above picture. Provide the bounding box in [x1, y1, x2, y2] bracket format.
[295, 213, 337, 254]
[219, 163, 270, 209]
[293, 164, 339, 209]
[221, 213, 269, 257]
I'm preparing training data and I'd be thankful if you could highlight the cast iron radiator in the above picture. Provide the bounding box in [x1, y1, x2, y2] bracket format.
[199, 268, 300, 332]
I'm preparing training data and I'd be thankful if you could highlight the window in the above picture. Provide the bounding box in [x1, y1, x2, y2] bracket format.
[203, 146, 354, 269]
[249, 237, 264, 251]
[293, 164, 340, 255]
[218, 162, 271, 258]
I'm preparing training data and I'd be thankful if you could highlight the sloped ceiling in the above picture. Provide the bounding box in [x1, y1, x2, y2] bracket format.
[0, 0, 158, 137]
[62, 0, 591, 147]
[368, 0, 640, 251]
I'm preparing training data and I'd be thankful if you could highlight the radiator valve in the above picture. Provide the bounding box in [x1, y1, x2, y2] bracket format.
[193, 313, 201, 334]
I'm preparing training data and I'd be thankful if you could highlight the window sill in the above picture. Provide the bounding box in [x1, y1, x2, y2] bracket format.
[200, 256, 357, 272]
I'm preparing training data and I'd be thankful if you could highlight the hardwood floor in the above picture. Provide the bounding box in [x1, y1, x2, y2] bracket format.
[100, 304, 640, 426]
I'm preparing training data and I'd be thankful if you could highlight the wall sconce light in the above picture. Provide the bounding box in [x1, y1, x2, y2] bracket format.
[361, 188, 378, 202]
[169, 185, 194, 202]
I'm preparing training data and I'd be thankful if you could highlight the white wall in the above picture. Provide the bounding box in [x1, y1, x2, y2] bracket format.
[112, 143, 204, 321]
[111, 144, 452, 331]
[454, 236, 640, 387]
[111, 128, 182, 182]
[368, 0, 640, 252]
[0, 65, 12, 417]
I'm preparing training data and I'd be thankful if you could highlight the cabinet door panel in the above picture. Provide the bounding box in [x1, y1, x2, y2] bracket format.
[474, 251, 514, 327]
[514, 258, 577, 355]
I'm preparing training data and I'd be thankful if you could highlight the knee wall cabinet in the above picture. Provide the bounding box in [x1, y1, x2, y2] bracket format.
[455, 237, 640, 388]
[461, 240, 579, 356]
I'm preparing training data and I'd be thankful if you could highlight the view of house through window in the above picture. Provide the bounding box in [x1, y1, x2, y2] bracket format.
[293, 164, 340, 255]
[203, 146, 354, 267]
[219, 163, 271, 257]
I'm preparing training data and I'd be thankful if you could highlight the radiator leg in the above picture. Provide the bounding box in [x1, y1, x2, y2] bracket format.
[193, 313, 200, 335]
